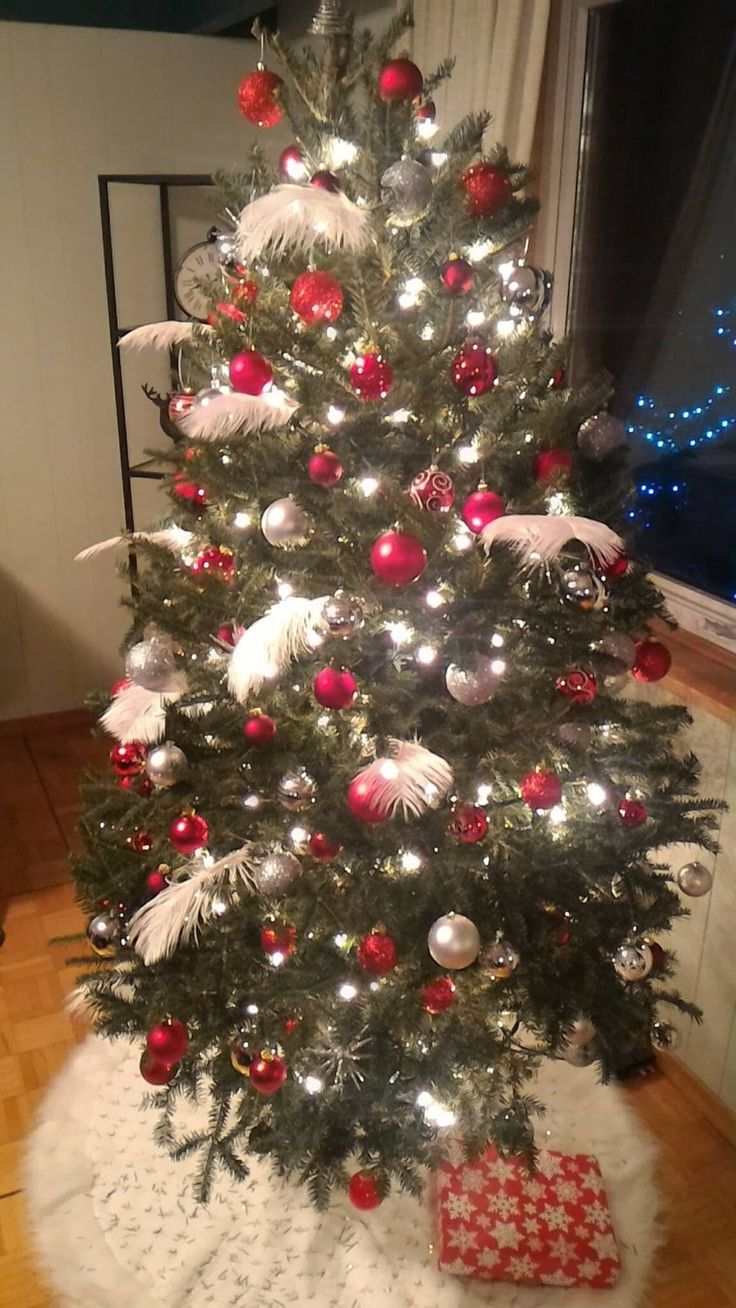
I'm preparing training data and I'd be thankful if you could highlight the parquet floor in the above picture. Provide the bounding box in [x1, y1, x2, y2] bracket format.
[0, 718, 735, 1306]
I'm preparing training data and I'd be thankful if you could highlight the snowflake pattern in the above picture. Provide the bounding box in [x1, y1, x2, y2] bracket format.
[449, 1225, 478, 1255]
[545, 1205, 571, 1231]
[445, 1193, 474, 1221]
[493, 1192, 519, 1219]
[492, 1221, 522, 1249]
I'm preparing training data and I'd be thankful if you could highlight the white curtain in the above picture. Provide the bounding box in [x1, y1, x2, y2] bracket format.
[408, 0, 550, 163]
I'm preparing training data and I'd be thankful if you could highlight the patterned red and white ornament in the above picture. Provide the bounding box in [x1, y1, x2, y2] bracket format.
[409, 466, 455, 512]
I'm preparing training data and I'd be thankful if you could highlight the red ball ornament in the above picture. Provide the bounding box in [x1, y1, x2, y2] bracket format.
[244, 712, 277, 746]
[617, 795, 648, 827]
[139, 1052, 176, 1085]
[520, 769, 562, 811]
[309, 447, 343, 486]
[145, 869, 169, 897]
[448, 803, 488, 843]
[118, 774, 153, 796]
[170, 812, 209, 855]
[279, 143, 307, 181]
[216, 623, 237, 647]
[409, 466, 455, 512]
[249, 1052, 287, 1095]
[534, 448, 572, 482]
[441, 257, 474, 295]
[167, 392, 195, 424]
[349, 351, 393, 401]
[237, 68, 284, 127]
[451, 341, 497, 396]
[356, 931, 398, 976]
[310, 170, 340, 192]
[348, 1170, 383, 1210]
[461, 162, 511, 217]
[647, 939, 666, 972]
[313, 667, 357, 710]
[172, 473, 208, 508]
[593, 551, 629, 582]
[421, 975, 456, 1014]
[131, 830, 154, 853]
[370, 530, 427, 586]
[147, 1018, 188, 1063]
[377, 58, 423, 103]
[260, 924, 297, 957]
[555, 668, 598, 705]
[229, 350, 273, 395]
[416, 98, 436, 122]
[190, 546, 235, 581]
[290, 270, 344, 324]
[346, 775, 387, 825]
[549, 366, 568, 390]
[461, 488, 505, 533]
[109, 741, 146, 777]
[631, 639, 671, 683]
[308, 831, 343, 862]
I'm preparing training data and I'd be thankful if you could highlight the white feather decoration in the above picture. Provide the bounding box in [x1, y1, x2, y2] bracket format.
[350, 739, 453, 820]
[237, 184, 370, 261]
[127, 845, 259, 964]
[180, 388, 300, 440]
[65, 985, 97, 1020]
[228, 596, 329, 703]
[100, 676, 187, 744]
[480, 514, 624, 569]
[75, 526, 194, 563]
[118, 321, 212, 352]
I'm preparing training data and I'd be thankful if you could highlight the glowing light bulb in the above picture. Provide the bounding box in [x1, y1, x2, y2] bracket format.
[276, 579, 294, 599]
[359, 476, 379, 497]
[325, 326, 338, 341]
[429, 150, 448, 167]
[425, 589, 445, 609]
[496, 318, 516, 337]
[379, 760, 400, 781]
[466, 238, 494, 263]
[490, 658, 506, 676]
[452, 526, 474, 551]
[416, 117, 438, 140]
[466, 309, 486, 328]
[326, 404, 345, 425]
[333, 933, 349, 950]
[498, 260, 516, 282]
[419, 322, 435, 340]
[327, 136, 358, 167]
[386, 408, 412, 424]
[386, 621, 413, 646]
[476, 783, 493, 804]
[457, 444, 480, 464]
[415, 644, 437, 665]
[269, 951, 286, 967]
[587, 782, 607, 807]
[339, 982, 358, 1002]
[233, 511, 252, 530]
[304, 1074, 324, 1095]
[490, 632, 504, 648]
[400, 850, 423, 872]
[547, 491, 573, 515]
[548, 805, 567, 825]
[289, 825, 309, 845]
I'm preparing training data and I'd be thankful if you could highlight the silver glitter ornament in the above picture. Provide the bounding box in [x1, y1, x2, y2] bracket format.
[500, 264, 552, 318]
[675, 861, 713, 897]
[445, 655, 505, 706]
[261, 497, 312, 547]
[124, 631, 178, 692]
[212, 229, 239, 273]
[253, 850, 303, 896]
[320, 594, 364, 638]
[309, 0, 350, 35]
[593, 631, 637, 670]
[87, 911, 121, 957]
[613, 940, 653, 982]
[230, 1033, 256, 1074]
[560, 567, 608, 611]
[563, 1017, 596, 1046]
[652, 1020, 681, 1051]
[428, 913, 481, 970]
[577, 412, 628, 461]
[380, 158, 433, 225]
[278, 768, 316, 810]
[485, 939, 519, 978]
[145, 742, 188, 789]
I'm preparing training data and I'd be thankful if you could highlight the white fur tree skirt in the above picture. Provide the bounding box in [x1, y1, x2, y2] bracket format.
[25, 1036, 661, 1307]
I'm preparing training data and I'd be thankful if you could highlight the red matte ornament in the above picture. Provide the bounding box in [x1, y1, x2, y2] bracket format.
[237, 68, 284, 127]
[356, 930, 398, 976]
[461, 162, 511, 216]
[260, 924, 297, 957]
[308, 831, 343, 862]
[167, 392, 195, 424]
[370, 530, 427, 586]
[534, 448, 572, 482]
[409, 466, 455, 512]
[520, 769, 562, 811]
[313, 667, 357, 709]
[348, 1170, 383, 1210]
[290, 270, 344, 324]
[145, 869, 169, 897]
[448, 803, 488, 843]
[250, 1053, 287, 1095]
[109, 741, 147, 777]
[139, 1052, 176, 1085]
[441, 257, 474, 295]
[310, 170, 340, 192]
[421, 975, 456, 1014]
[216, 623, 236, 647]
[190, 546, 235, 581]
[461, 488, 505, 533]
[377, 58, 423, 103]
[349, 351, 393, 400]
[631, 639, 671, 682]
[279, 143, 307, 181]
[172, 473, 208, 508]
[416, 98, 436, 122]
[451, 341, 497, 396]
[244, 713, 277, 745]
[170, 812, 209, 854]
[346, 775, 387, 824]
[146, 1018, 188, 1063]
[309, 448, 343, 486]
[617, 795, 648, 827]
[555, 668, 598, 705]
[229, 349, 273, 395]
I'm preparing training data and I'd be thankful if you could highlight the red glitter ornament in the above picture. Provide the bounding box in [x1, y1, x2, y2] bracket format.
[146, 1018, 188, 1063]
[167, 392, 195, 424]
[308, 831, 343, 862]
[172, 473, 208, 508]
[555, 668, 598, 705]
[421, 975, 457, 1014]
[109, 741, 146, 777]
[313, 667, 357, 709]
[448, 803, 488, 843]
[139, 1052, 176, 1085]
[617, 795, 648, 828]
[346, 775, 387, 824]
[356, 930, 398, 976]
[260, 924, 297, 958]
[145, 869, 169, 897]
[244, 712, 277, 746]
[170, 812, 209, 855]
[249, 1052, 287, 1095]
[409, 466, 455, 512]
[237, 68, 284, 127]
[229, 349, 273, 395]
[461, 162, 511, 216]
[190, 546, 235, 581]
[377, 58, 423, 103]
[451, 341, 497, 396]
[348, 1170, 383, 1210]
[309, 447, 344, 486]
[290, 270, 344, 324]
[130, 830, 154, 853]
[461, 488, 505, 533]
[520, 769, 562, 811]
[441, 257, 474, 295]
[279, 143, 307, 181]
[594, 551, 629, 582]
[631, 639, 671, 683]
[534, 448, 572, 482]
[370, 530, 427, 586]
[310, 170, 340, 192]
[349, 351, 393, 400]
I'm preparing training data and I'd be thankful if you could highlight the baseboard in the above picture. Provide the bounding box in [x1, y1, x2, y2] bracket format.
[659, 1051, 736, 1150]
[0, 707, 94, 737]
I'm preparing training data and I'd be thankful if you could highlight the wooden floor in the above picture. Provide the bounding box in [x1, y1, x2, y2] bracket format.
[1, 718, 736, 1305]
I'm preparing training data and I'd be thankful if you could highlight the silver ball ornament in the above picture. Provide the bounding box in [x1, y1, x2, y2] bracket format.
[613, 940, 653, 982]
[320, 594, 364, 638]
[485, 939, 519, 978]
[253, 850, 303, 897]
[428, 913, 481, 970]
[124, 632, 178, 692]
[557, 721, 592, 750]
[145, 742, 188, 789]
[261, 497, 312, 548]
[380, 158, 433, 224]
[652, 1020, 681, 1051]
[278, 768, 316, 811]
[500, 264, 552, 318]
[675, 861, 713, 897]
[87, 911, 121, 957]
[594, 630, 637, 670]
[445, 655, 505, 706]
[560, 567, 608, 611]
[577, 413, 628, 461]
[212, 229, 239, 272]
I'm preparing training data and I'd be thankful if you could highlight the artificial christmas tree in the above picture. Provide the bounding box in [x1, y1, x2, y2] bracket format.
[72, 3, 719, 1214]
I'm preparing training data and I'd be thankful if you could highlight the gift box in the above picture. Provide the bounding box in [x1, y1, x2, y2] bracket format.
[437, 1145, 620, 1289]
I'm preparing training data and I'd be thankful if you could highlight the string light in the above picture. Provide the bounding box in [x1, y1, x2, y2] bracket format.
[416, 1090, 456, 1128]
[451, 525, 474, 551]
[466, 309, 486, 328]
[289, 825, 309, 845]
[397, 276, 425, 309]
[399, 849, 423, 873]
[587, 782, 608, 807]
[419, 322, 435, 340]
[415, 644, 437, 665]
[476, 783, 493, 804]
[490, 632, 504, 648]
[548, 805, 567, 825]
[304, 1074, 324, 1094]
[338, 982, 358, 1002]
[490, 658, 506, 676]
[386, 408, 412, 424]
[326, 404, 345, 425]
[457, 444, 479, 464]
[429, 150, 447, 167]
[276, 579, 294, 599]
[425, 589, 445, 609]
[546, 491, 573, 515]
[233, 512, 252, 530]
[282, 153, 308, 181]
[386, 620, 413, 646]
[496, 318, 516, 338]
[326, 136, 358, 167]
[358, 475, 380, 497]
[416, 117, 438, 141]
[465, 238, 494, 263]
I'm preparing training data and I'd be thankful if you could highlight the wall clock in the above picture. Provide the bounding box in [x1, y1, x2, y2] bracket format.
[174, 238, 221, 321]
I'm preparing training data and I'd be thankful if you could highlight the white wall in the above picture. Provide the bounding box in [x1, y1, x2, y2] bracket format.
[0, 20, 280, 720]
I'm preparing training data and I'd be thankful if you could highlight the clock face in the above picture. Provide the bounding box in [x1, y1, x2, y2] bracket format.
[174, 240, 222, 322]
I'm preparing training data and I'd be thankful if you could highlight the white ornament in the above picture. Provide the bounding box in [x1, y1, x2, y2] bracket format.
[261, 497, 312, 547]
[428, 914, 481, 970]
[145, 743, 188, 789]
[613, 941, 653, 983]
[125, 632, 178, 692]
[445, 655, 504, 705]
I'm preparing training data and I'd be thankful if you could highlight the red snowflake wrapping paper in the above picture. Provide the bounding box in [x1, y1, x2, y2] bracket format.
[437, 1145, 620, 1290]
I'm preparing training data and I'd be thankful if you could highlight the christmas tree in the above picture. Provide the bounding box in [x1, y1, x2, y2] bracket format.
[74, 3, 719, 1209]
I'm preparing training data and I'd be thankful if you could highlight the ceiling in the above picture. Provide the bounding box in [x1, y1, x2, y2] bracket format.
[0, 1, 279, 36]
